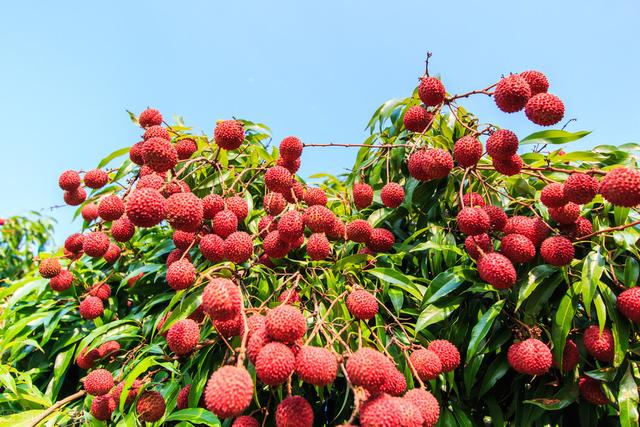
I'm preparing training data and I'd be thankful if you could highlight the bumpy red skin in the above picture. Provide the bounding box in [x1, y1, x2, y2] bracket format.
[564, 173, 599, 204]
[306, 232, 331, 260]
[465, 234, 493, 260]
[64, 233, 85, 253]
[203, 194, 226, 219]
[139, 108, 163, 128]
[39, 258, 61, 278]
[97, 341, 120, 358]
[366, 228, 395, 253]
[89, 283, 111, 301]
[84, 369, 114, 396]
[549, 202, 580, 225]
[346, 289, 378, 320]
[403, 105, 433, 133]
[81, 203, 99, 222]
[424, 148, 454, 179]
[493, 154, 523, 176]
[204, 366, 254, 419]
[167, 319, 200, 355]
[345, 348, 393, 394]
[519, 70, 549, 96]
[263, 231, 290, 259]
[504, 215, 549, 247]
[556, 338, 580, 372]
[166, 248, 189, 266]
[111, 379, 142, 405]
[264, 192, 287, 215]
[409, 348, 442, 381]
[172, 230, 195, 250]
[224, 232, 253, 263]
[91, 395, 116, 421]
[166, 259, 196, 290]
[176, 138, 198, 160]
[418, 76, 446, 106]
[353, 183, 374, 210]
[454, 136, 483, 168]
[213, 210, 238, 238]
[165, 192, 204, 232]
[486, 129, 519, 160]
[111, 216, 135, 242]
[126, 188, 166, 227]
[500, 233, 536, 263]
[407, 150, 432, 181]
[379, 367, 406, 396]
[232, 416, 260, 427]
[579, 377, 608, 405]
[478, 253, 517, 289]
[142, 137, 178, 172]
[265, 304, 306, 343]
[599, 167, 640, 207]
[214, 120, 245, 150]
[80, 296, 104, 320]
[303, 205, 334, 233]
[346, 219, 373, 243]
[560, 217, 593, 240]
[295, 345, 337, 386]
[136, 391, 166, 422]
[50, 269, 73, 291]
[483, 205, 507, 231]
[130, 141, 145, 164]
[64, 187, 87, 205]
[494, 74, 531, 113]
[507, 338, 552, 376]
[214, 314, 245, 338]
[84, 169, 109, 189]
[264, 166, 293, 194]
[143, 125, 170, 141]
[176, 384, 191, 410]
[583, 325, 614, 363]
[462, 192, 485, 207]
[226, 196, 248, 221]
[540, 236, 575, 266]
[277, 210, 304, 243]
[278, 156, 301, 174]
[427, 339, 460, 372]
[380, 182, 405, 208]
[275, 396, 314, 427]
[59, 170, 81, 191]
[201, 278, 241, 321]
[359, 394, 408, 427]
[405, 388, 440, 427]
[457, 207, 491, 236]
[541, 183, 568, 208]
[303, 187, 327, 207]
[617, 287, 640, 322]
[255, 342, 295, 386]
[279, 136, 303, 161]
[525, 93, 565, 126]
[103, 243, 121, 263]
[77, 347, 99, 370]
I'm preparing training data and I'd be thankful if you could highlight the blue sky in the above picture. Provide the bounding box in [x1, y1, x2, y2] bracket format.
[1, 1, 638, 242]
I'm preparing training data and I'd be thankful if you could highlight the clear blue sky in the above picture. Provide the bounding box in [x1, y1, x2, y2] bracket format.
[1, 1, 638, 243]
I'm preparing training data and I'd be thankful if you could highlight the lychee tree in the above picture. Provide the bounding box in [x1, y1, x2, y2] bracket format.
[2, 57, 640, 426]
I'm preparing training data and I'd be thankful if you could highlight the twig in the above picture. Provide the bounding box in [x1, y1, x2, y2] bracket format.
[28, 390, 86, 427]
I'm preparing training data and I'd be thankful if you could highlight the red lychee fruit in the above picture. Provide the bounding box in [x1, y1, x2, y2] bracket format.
[359, 394, 404, 427]
[91, 395, 116, 421]
[226, 196, 249, 221]
[255, 342, 295, 386]
[418, 76, 446, 106]
[380, 182, 405, 208]
[486, 129, 519, 160]
[64, 187, 87, 206]
[166, 259, 196, 290]
[409, 348, 442, 381]
[89, 283, 111, 301]
[494, 74, 531, 113]
[346, 289, 378, 320]
[404, 388, 440, 427]
[295, 345, 337, 386]
[77, 347, 99, 370]
[345, 348, 393, 394]
[540, 236, 574, 266]
[167, 318, 200, 355]
[130, 141, 145, 165]
[278, 289, 300, 304]
[247, 326, 271, 365]
[263, 231, 291, 259]
[204, 366, 253, 418]
[83, 231, 110, 258]
[558, 338, 580, 372]
[214, 120, 245, 150]
[103, 243, 121, 263]
[579, 376, 608, 405]
[564, 173, 599, 204]
[166, 248, 189, 266]
[307, 233, 331, 260]
[462, 192, 485, 207]
[39, 258, 61, 278]
[276, 396, 314, 427]
[277, 156, 301, 174]
[224, 232, 253, 263]
[583, 325, 614, 362]
[59, 170, 81, 191]
[507, 338, 552, 375]
[265, 166, 293, 194]
[97, 341, 120, 358]
[142, 137, 178, 172]
[303, 187, 327, 206]
[81, 203, 99, 222]
[380, 367, 407, 396]
[560, 216, 593, 240]
[126, 188, 166, 227]
[279, 136, 303, 161]
[327, 217, 346, 241]
[617, 286, 640, 323]
[346, 219, 372, 243]
[427, 340, 460, 372]
[213, 209, 238, 238]
[493, 154, 523, 176]
[266, 304, 306, 343]
[137, 173, 164, 191]
[264, 192, 287, 215]
[424, 148, 454, 179]
[175, 138, 197, 160]
[50, 269, 73, 291]
[143, 125, 170, 141]
[258, 215, 277, 237]
[214, 314, 245, 338]
[478, 252, 517, 289]
[138, 108, 163, 128]
[80, 296, 104, 320]
[407, 150, 432, 181]
[366, 228, 395, 253]
[203, 194, 226, 219]
[165, 192, 203, 232]
[84, 169, 109, 189]
[483, 205, 507, 231]
[111, 379, 142, 405]
[303, 205, 334, 233]
[136, 391, 166, 422]
[599, 167, 640, 207]
[525, 93, 565, 126]
[201, 278, 241, 321]
[465, 233, 493, 260]
[454, 136, 483, 168]
[403, 105, 434, 133]
[519, 70, 549, 96]
[277, 210, 304, 243]
[98, 195, 125, 221]
[353, 183, 374, 210]
[500, 233, 536, 263]
[232, 416, 259, 427]
[84, 369, 114, 396]
[549, 202, 580, 225]
[503, 216, 549, 247]
[177, 384, 191, 410]
[541, 183, 568, 208]
[173, 230, 196, 250]
[457, 207, 490, 236]
[64, 233, 85, 253]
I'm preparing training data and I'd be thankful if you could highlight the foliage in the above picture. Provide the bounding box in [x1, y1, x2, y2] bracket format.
[0, 214, 55, 282]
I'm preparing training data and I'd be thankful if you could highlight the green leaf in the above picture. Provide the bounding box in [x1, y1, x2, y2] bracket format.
[466, 300, 505, 361]
[479, 357, 509, 397]
[618, 366, 639, 427]
[98, 146, 131, 168]
[165, 408, 221, 425]
[624, 257, 639, 285]
[388, 289, 404, 315]
[423, 269, 466, 305]
[520, 130, 591, 145]
[552, 288, 577, 370]
[516, 265, 557, 310]
[367, 268, 424, 300]
[415, 304, 460, 334]
[524, 383, 579, 410]
[581, 249, 605, 315]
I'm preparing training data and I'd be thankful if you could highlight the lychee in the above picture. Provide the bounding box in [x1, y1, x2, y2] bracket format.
[275, 396, 314, 427]
[403, 105, 433, 133]
[64, 233, 85, 253]
[130, 141, 145, 165]
[366, 228, 395, 253]
[380, 182, 405, 208]
[84, 369, 114, 396]
[579, 376, 608, 405]
[407, 150, 432, 181]
[409, 348, 442, 381]
[214, 120, 245, 150]
[279, 136, 303, 160]
[226, 196, 249, 221]
[494, 74, 531, 113]
[359, 394, 404, 427]
[599, 167, 640, 207]
[232, 416, 259, 427]
[346, 348, 393, 394]
[418, 76, 446, 106]
[549, 202, 580, 225]
[263, 231, 290, 259]
[264, 166, 293, 194]
[213, 209, 238, 238]
[59, 170, 81, 191]
[427, 340, 460, 372]
[143, 125, 170, 141]
[307, 233, 331, 260]
[540, 183, 568, 208]
[346, 219, 372, 243]
[165, 192, 203, 232]
[176, 138, 198, 160]
[303, 205, 335, 233]
[224, 232, 253, 263]
[166, 259, 196, 290]
[136, 391, 166, 422]
[84, 169, 109, 189]
[213, 314, 244, 338]
[203, 194, 226, 219]
[265, 304, 306, 343]
[617, 286, 640, 323]
[457, 207, 490, 236]
[486, 129, 519, 160]
[295, 345, 337, 386]
[564, 173, 599, 204]
[83, 231, 110, 258]
[177, 384, 191, 410]
[346, 289, 378, 320]
[483, 205, 507, 231]
[277, 210, 304, 243]
[81, 203, 99, 222]
[77, 347, 99, 370]
[80, 296, 104, 320]
[423, 148, 454, 179]
[583, 325, 614, 363]
[493, 154, 523, 176]
[558, 338, 579, 372]
[500, 233, 536, 263]
[277, 156, 301, 174]
[519, 70, 549, 96]
[353, 183, 374, 210]
[126, 188, 166, 227]
[103, 243, 121, 264]
[303, 187, 327, 206]
[256, 342, 295, 385]
[167, 318, 200, 355]
[465, 233, 493, 260]
[478, 252, 517, 289]
[507, 338, 552, 375]
[461, 192, 485, 207]
[264, 192, 287, 215]
[204, 365, 253, 418]
[540, 236, 574, 266]
[454, 136, 483, 168]
[39, 258, 61, 278]
[202, 278, 241, 321]
[138, 108, 163, 128]
[64, 187, 87, 205]
[525, 93, 565, 126]
[91, 395, 116, 421]
[50, 269, 73, 291]
[89, 283, 111, 301]
[404, 388, 440, 427]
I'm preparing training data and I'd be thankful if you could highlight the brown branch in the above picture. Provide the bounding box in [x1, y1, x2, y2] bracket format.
[577, 219, 640, 241]
[28, 390, 86, 427]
